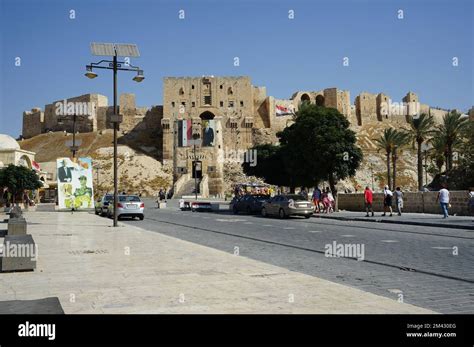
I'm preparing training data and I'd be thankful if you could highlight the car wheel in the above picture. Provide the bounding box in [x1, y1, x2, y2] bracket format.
[261, 208, 267, 217]
[95, 209, 99, 215]
[279, 208, 286, 219]
[139, 215, 144, 220]
[304, 214, 311, 219]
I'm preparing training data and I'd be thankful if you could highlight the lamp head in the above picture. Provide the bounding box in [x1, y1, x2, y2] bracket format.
[133, 70, 145, 83]
[85, 69, 98, 79]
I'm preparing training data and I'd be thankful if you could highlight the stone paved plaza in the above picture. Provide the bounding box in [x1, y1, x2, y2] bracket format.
[0, 210, 435, 314]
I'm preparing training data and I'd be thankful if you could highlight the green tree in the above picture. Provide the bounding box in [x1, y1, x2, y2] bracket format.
[242, 144, 291, 187]
[277, 103, 363, 205]
[407, 113, 435, 190]
[446, 119, 474, 189]
[0, 164, 43, 204]
[437, 111, 469, 170]
[374, 128, 408, 190]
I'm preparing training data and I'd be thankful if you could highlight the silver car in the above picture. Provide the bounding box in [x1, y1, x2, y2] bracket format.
[107, 195, 144, 220]
[261, 194, 314, 219]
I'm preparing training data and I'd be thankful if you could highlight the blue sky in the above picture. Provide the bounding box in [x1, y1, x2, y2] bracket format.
[0, 0, 472, 137]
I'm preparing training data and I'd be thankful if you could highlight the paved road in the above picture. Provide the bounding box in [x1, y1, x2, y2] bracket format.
[121, 199, 474, 314]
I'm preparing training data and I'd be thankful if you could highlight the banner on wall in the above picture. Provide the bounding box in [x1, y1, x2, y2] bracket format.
[201, 119, 215, 147]
[57, 157, 94, 210]
[178, 119, 192, 147]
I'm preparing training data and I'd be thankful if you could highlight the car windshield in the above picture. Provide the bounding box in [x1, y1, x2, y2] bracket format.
[104, 195, 114, 201]
[286, 194, 307, 201]
[119, 195, 141, 202]
[254, 195, 270, 201]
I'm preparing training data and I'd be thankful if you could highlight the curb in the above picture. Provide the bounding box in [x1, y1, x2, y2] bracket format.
[314, 214, 474, 231]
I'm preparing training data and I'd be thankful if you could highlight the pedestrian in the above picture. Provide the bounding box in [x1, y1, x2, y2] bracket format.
[364, 186, 374, 217]
[312, 186, 322, 213]
[395, 187, 403, 216]
[300, 187, 308, 200]
[327, 188, 335, 213]
[382, 185, 393, 217]
[23, 190, 30, 210]
[436, 183, 450, 219]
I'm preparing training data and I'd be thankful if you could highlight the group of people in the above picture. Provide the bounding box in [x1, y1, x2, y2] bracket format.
[1, 188, 36, 210]
[364, 185, 404, 217]
[234, 185, 273, 197]
[311, 187, 335, 214]
[363, 184, 464, 219]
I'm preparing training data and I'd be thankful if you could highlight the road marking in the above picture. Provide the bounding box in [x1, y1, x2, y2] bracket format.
[215, 218, 247, 222]
[380, 240, 399, 243]
[308, 230, 322, 233]
[262, 224, 273, 227]
[341, 234, 355, 237]
[202, 216, 210, 219]
[431, 246, 452, 250]
[283, 227, 295, 230]
[244, 222, 253, 225]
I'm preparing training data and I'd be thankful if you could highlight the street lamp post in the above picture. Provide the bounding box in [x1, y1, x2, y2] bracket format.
[85, 42, 144, 227]
[58, 114, 82, 158]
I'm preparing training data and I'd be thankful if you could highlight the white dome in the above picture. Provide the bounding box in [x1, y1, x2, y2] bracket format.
[0, 134, 20, 150]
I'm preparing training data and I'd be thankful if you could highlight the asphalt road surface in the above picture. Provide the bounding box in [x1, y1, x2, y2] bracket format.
[120, 199, 474, 314]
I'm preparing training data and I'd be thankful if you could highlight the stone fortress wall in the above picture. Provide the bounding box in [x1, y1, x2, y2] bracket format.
[22, 76, 471, 196]
[22, 93, 163, 139]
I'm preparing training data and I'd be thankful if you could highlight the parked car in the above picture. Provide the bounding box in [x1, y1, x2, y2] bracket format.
[107, 195, 144, 220]
[261, 194, 313, 219]
[95, 194, 113, 216]
[233, 194, 270, 214]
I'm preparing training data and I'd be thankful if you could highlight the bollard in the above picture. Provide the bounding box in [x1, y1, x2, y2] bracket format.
[0, 235, 37, 272]
[7, 217, 27, 236]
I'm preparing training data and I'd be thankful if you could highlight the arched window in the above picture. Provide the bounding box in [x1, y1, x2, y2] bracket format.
[316, 95, 325, 106]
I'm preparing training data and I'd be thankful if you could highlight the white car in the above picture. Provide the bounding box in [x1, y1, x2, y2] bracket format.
[107, 195, 144, 220]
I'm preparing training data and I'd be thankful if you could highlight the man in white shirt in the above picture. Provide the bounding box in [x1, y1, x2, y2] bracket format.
[436, 184, 450, 219]
[382, 186, 393, 217]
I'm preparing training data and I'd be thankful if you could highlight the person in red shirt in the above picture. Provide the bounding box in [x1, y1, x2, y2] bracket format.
[364, 186, 374, 217]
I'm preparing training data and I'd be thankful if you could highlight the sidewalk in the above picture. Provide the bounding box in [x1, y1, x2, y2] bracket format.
[316, 211, 474, 230]
[0, 211, 435, 314]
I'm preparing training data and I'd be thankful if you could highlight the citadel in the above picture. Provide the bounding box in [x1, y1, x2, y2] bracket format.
[21, 76, 470, 196]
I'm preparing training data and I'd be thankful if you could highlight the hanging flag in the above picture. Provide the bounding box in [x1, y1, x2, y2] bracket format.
[32, 161, 41, 171]
[178, 119, 192, 147]
[275, 104, 294, 116]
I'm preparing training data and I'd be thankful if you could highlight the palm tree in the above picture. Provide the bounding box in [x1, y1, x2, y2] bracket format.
[391, 131, 410, 191]
[374, 128, 409, 190]
[437, 111, 469, 171]
[429, 135, 447, 174]
[407, 113, 435, 190]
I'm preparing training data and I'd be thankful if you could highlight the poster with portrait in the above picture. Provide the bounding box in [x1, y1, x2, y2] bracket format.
[57, 157, 94, 210]
[201, 119, 215, 147]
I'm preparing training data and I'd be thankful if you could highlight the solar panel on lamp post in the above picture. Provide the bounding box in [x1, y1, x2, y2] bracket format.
[85, 42, 144, 227]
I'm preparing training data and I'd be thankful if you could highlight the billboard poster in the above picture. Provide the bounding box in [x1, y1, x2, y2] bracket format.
[202, 119, 215, 147]
[57, 157, 94, 210]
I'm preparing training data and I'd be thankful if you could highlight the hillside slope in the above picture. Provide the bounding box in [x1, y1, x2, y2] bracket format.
[19, 131, 172, 197]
